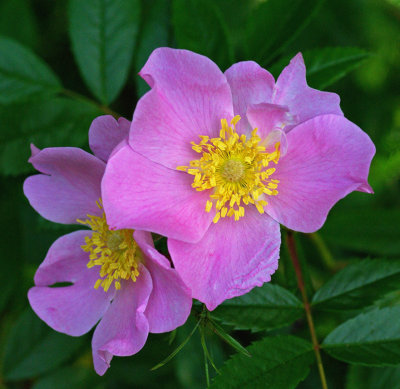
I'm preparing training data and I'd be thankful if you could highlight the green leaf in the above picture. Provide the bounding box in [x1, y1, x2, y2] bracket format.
[323, 306, 400, 366]
[68, 0, 140, 104]
[270, 47, 369, 89]
[0, 0, 39, 49]
[312, 259, 400, 310]
[346, 365, 400, 389]
[213, 283, 303, 331]
[172, 0, 233, 70]
[0, 97, 102, 176]
[0, 177, 23, 313]
[0, 36, 61, 104]
[245, 0, 324, 65]
[320, 208, 400, 257]
[303, 47, 370, 89]
[3, 308, 85, 380]
[32, 366, 103, 389]
[210, 335, 313, 389]
[134, 0, 170, 97]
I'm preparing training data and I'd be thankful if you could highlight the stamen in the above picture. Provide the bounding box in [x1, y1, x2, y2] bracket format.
[177, 115, 280, 223]
[78, 200, 141, 292]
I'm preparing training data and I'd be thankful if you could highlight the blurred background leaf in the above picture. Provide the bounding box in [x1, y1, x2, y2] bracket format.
[3, 309, 85, 381]
[172, 0, 233, 70]
[68, 0, 140, 104]
[0, 36, 61, 104]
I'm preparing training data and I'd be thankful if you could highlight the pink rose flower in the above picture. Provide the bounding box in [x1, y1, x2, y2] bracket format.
[102, 48, 375, 311]
[24, 116, 192, 375]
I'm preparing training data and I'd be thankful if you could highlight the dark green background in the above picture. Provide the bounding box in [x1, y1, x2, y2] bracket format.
[0, 0, 399, 388]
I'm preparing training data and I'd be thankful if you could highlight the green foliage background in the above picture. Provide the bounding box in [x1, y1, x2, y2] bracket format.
[0, 0, 399, 388]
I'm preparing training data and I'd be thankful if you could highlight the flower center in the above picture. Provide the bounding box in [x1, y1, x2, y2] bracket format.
[220, 159, 245, 182]
[177, 115, 280, 223]
[77, 200, 141, 292]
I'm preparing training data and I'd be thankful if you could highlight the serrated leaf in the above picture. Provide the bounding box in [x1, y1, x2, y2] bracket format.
[210, 335, 313, 389]
[213, 283, 303, 332]
[68, 0, 140, 104]
[172, 0, 233, 70]
[3, 309, 85, 380]
[0, 97, 102, 176]
[134, 0, 170, 97]
[323, 306, 400, 366]
[320, 208, 400, 257]
[245, 0, 324, 65]
[270, 47, 369, 90]
[0, 36, 61, 104]
[312, 259, 400, 310]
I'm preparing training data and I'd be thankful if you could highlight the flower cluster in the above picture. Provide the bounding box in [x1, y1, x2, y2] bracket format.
[24, 48, 375, 374]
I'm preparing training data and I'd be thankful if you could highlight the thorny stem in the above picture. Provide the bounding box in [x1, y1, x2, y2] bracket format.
[61, 88, 121, 118]
[286, 230, 329, 389]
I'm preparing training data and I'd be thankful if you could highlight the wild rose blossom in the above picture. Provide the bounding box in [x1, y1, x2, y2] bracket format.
[24, 116, 192, 375]
[102, 48, 376, 310]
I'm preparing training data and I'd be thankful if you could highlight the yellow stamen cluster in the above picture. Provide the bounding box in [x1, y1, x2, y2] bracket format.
[77, 200, 141, 292]
[177, 115, 280, 223]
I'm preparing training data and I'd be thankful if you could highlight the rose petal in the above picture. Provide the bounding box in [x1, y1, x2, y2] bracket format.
[102, 144, 213, 243]
[273, 53, 343, 131]
[23, 147, 105, 224]
[130, 47, 233, 169]
[28, 231, 114, 336]
[168, 209, 280, 311]
[266, 114, 376, 232]
[134, 230, 192, 333]
[225, 61, 275, 133]
[91, 266, 152, 375]
[89, 115, 130, 162]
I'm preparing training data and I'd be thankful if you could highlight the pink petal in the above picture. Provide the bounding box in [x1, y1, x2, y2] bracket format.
[168, 209, 281, 311]
[91, 266, 152, 375]
[130, 47, 233, 169]
[28, 231, 114, 336]
[89, 115, 130, 162]
[23, 147, 105, 224]
[266, 114, 376, 232]
[246, 103, 292, 140]
[225, 61, 275, 133]
[134, 230, 192, 333]
[102, 144, 213, 243]
[273, 53, 343, 131]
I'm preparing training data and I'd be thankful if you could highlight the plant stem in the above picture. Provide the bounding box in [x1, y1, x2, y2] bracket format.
[61, 88, 121, 118]
[286, 230, 328, 389]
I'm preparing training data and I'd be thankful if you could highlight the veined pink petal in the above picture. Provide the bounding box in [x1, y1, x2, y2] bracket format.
[130, 47, 234, 169]
[134, 230, 192, 333]
[102, 144, 213, 243]
[266, 114, 376, 232]
[273, 53, 343, 131]
[89, 115, 130, 162]
[28, 231, 114, 337]
[91, 266, 152, 376]
[225, 61, 275, 133]
[168, 209, 280, 311]
[23, 147, 105, 224]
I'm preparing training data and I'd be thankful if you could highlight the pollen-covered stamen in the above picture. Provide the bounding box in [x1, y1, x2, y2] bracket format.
[177, 115, 280, 223]
[77, 200, 141, 292]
